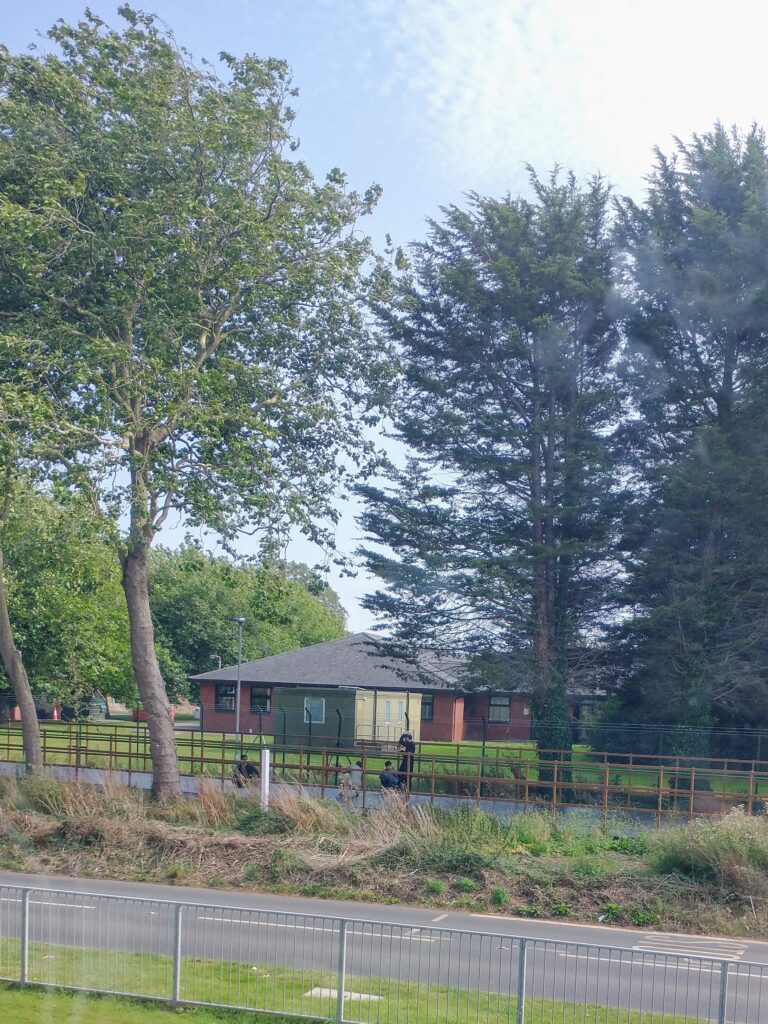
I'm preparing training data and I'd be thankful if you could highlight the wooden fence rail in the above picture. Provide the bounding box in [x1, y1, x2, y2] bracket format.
[2, 722, 767, 825]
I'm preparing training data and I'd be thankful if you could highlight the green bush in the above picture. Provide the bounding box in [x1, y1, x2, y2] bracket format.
[236, 808, 289, 835]
[550, 902, 571, 918]
[19, 775, 66, 815]
[650, 810, 768, 896]
[426, 879, 445, 895]
[601, 902, 622, 922]
[455, 877, 477, 893]
[630, 908, 660, 926]
[491, 886, 509, 907]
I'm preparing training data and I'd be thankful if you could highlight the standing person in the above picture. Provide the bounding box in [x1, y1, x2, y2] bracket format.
[338, 760, 363, 805]
[397, 730, 416, 791]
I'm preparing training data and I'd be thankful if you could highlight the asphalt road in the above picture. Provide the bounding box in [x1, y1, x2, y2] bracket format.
[0, 870, 766, 1022]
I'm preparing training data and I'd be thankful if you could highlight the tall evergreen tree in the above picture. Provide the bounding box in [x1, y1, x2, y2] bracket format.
[611, 126, 768, 748]
[360, 173, 622, 749]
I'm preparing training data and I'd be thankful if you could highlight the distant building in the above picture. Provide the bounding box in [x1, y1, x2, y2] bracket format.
[191, 632, 596, 744]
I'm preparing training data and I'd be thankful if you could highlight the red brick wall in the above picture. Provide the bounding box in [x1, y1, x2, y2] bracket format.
[462, 693, 533, 741]
[419, 692, 464, 742]
[198, 682, 275, 736]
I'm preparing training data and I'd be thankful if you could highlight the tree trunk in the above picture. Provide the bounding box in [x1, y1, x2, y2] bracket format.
[121, 541, 181, 799]
[0, 545, 43, 773]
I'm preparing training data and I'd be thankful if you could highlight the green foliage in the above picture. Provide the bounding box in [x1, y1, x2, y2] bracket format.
[611, 126, 768, 744]
[18, 775, 67, 816]
[601, 903, 623, 922]
[490, 886, 509, 907]
[236, 808, 290, 836]
[630, 908, 660, 927]
[359, 171, 621, 737]
[550, 902, 571, 918]
[2, 489, 133, 705]
[425, 879, 445, 895]
[455, 877, 477, 893]
[149, 546, 346, 697]
[650, 809, 768, 897]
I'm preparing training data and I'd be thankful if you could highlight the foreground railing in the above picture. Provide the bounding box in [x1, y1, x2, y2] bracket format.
[0, 883, 766, 1022]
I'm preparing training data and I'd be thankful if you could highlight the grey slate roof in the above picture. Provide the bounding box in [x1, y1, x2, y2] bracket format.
[190, 632, 465, 692]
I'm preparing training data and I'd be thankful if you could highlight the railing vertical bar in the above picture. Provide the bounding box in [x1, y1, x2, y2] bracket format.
[516, 936, 526, 1024]
[19, 887, 29, 984]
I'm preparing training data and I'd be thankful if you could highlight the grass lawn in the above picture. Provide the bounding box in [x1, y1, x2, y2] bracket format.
[0, 985, 295, 1023]
[0, 941, 701, 1024]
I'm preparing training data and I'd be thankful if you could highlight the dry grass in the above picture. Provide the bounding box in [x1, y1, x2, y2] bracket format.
[0, 776, 766, 937]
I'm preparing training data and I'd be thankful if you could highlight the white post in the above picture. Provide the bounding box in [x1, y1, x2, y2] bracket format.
[260, 747, 270, 811]
[172, 903, 183, 1005]
[20, 888, 29, 985]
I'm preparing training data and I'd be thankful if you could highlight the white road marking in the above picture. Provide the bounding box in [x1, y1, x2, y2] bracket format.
[432, 914, 448, 922]
[0, 897, 95, 910]
[194, 917, 450, 943]
[634, 933, 747, 962]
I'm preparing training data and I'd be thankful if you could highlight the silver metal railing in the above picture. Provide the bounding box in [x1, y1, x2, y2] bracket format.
[0, 882, 766, 1022]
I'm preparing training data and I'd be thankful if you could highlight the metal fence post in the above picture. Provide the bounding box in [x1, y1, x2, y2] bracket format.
[20, 888, 29, 984]
[516, 937, 527, 1024]
[717, 959, 729, 1024]
[336, 919, 347, 1024]
[172, 903, 183, 1005]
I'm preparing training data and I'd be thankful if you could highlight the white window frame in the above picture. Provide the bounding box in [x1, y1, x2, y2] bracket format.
[304, 697, 325, 725]
[397, 701, 404, 723]
[384, 700, 391, 724]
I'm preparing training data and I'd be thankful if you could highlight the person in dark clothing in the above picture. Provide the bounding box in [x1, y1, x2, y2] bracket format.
[397, 731, 416, 791]
[379, 760, 400, 789]
[232, 752, 259, 789]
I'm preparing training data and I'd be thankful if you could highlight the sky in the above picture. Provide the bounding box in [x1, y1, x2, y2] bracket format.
[4, 0, 768, 630]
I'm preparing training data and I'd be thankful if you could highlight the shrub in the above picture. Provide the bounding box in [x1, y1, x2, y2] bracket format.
[631, 908, 660, 927]
[426, 879, 445, 895]
[491, 886, 509, 907]
[455, 877, 477, 893]
[650, 809, 768, 897]
[551, 902, 571, 918]
[507, 813, 553, 855]
[570, 855, 613, 880]
[19, 775, 67, 815]
[601, 902, 622, 922]
[236, 808, 289, 836]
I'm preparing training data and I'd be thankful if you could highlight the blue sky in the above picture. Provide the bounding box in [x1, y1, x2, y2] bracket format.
[5, 1, 768, 629]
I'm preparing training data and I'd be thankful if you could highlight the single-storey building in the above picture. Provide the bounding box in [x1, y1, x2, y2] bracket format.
[191, 633, 593, 744]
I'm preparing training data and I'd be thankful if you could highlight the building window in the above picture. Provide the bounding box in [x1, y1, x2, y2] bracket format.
[523, 706, 530, 716]
[250, 688, 271, 713]
[384, 700, 391, 724]
[304, 697, 325, 725]
[214, 684, 235, 712]
[488, 694, 510, 723]
[397, 701, 404, 723]
[421, 694, 434, 721]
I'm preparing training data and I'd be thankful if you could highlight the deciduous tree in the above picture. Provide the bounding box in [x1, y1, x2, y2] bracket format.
[0, 9, 389, 796]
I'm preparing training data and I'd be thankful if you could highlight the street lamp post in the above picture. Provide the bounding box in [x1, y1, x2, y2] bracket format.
[231, 617, 246, 737]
